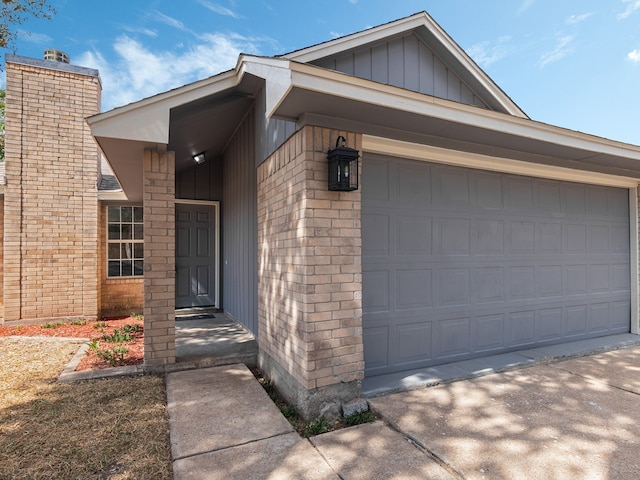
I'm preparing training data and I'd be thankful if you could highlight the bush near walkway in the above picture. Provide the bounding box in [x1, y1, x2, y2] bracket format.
[0, 336, 171, 479]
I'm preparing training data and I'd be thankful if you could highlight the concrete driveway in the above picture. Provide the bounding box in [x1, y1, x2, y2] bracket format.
[368, 345, 640, 479]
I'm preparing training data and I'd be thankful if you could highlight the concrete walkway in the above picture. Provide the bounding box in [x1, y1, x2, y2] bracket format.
[167, 341, 640, 479]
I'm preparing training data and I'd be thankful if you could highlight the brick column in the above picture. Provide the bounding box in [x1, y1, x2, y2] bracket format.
[257, 126, 364, 418]
[3, 58, 100, 322]
[143, 149, 176, 368]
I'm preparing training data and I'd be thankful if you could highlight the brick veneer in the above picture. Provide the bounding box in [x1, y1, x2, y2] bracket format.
[257, 126, 364, 418]
[142, 150, 176, 368]
[98, 204, 144, 318]
[3, 59, 100, 322]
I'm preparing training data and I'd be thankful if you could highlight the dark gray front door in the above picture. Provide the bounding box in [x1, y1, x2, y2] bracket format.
[362, 154, 631, 377]
[176, 203, 218, 308]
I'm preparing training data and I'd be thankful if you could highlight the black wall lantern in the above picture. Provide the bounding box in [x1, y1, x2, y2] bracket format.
[328, 136, 359, 191]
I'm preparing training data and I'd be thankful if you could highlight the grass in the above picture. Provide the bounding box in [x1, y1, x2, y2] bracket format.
[0, 337, 171, 479]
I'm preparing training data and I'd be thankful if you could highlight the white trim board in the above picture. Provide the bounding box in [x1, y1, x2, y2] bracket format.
[363, 135, 640, 188]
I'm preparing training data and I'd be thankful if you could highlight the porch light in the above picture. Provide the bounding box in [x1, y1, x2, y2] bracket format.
[328, 136, 359, 191]
[193, 152, 206, 164]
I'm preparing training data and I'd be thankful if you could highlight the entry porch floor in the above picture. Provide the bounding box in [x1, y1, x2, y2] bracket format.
[175, 309, 257, 368]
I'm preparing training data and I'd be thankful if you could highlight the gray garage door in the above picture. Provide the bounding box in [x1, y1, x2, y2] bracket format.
[362, 154, 631, 377]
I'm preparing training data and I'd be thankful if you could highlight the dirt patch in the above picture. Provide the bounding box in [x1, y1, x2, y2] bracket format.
[0, 317, 144, 371]
[0, 336, 171, 479]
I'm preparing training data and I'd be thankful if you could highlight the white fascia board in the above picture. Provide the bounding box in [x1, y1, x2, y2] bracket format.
[364, 135, 640, 188]
[283, 12, 526, 119]
[238, 56, 293, 117]
[87, 70, 239, 143]
[287, 62, 640, 163]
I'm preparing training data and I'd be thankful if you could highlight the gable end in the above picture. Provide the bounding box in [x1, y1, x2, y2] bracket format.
[310, 31, 490, 110]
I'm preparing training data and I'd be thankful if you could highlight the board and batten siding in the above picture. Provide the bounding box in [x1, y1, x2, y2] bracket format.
[313, 32, 488, 109]
[222, 107, 258, 335]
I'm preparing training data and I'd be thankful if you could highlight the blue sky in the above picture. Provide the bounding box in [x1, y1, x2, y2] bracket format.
[3, 0, 640, 145]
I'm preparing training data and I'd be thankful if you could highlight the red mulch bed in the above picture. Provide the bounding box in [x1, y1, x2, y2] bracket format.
[0, 317, 144, 371]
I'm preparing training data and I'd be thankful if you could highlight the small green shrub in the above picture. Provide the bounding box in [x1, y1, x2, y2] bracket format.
[69, 320, 87, 326]
[93, 322, 108, 329]
[40, 322, 64, 329]
[101, 324, 142, 343]
[343, 410, 376, 426]
[304, 417, 328, 437]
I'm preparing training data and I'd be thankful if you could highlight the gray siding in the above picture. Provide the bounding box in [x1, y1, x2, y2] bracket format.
[254, 87, 297, 165]
[176, 156, 223, 201]
[314, 33, 488, 109]
[222, 107, 258, 334]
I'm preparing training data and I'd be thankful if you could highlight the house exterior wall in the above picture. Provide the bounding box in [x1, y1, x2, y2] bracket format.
[222, 107, 258, 334]
[98, 203, 144, 318]
[257, 125, 364, 418]
[313, 32, 488, 109]
[143, 149, 176, 368]
[3, 57, 100, 322]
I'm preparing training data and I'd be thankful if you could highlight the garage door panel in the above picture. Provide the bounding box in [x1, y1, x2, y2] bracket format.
[536, 265, 563, 298]
[563, 184, 587, 214]
[363, 327, 389, 370]
[612, 301, 631, 330]
[472, 314, 505, 352]
[476, 220, 505, 254]
[438, 268, 471, 307]
[537, 223, 562, 253]
[396, 322, 432, 364]
[362, 214, 389, 256]
[612, 226, 630, 253]
[565, 265, 588, 295]
[565, 224, 587, 253]
[507, 310, 536, 347]
[436, 317, 471, 359]
[396, 269, 432, 310]
[590, 303, 610, 332]
[613, 264, 631, 291]
[536, 181, 561, 213]
[473, 172, 503, 209]
[566, 305, 588, 336]
[509, 266, 536, 300]
[396, 161, 431, 204]
[509, 221, 535, 254]
[363, 154, 631, 377]
[589, 265, 610, 293]
[362, 270, 389, 314]
[439, 218, 470, 255]
[537, 308, 563, 341]
[476, 267, 505, 303]
[396, 216, 432, 255]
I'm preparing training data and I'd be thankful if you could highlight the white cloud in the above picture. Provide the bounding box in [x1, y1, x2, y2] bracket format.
[467, 36, 513, 68]
[76, 33, 272, 111]
[539, 34, 575, 68]
[154, 11, 187, 31]
[618, 0, 640, 20]
[17, 30, 52, 45]
[197, 0, 241, 18]
[628, 49, 640, 62]
[566, 12, 593, 24]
